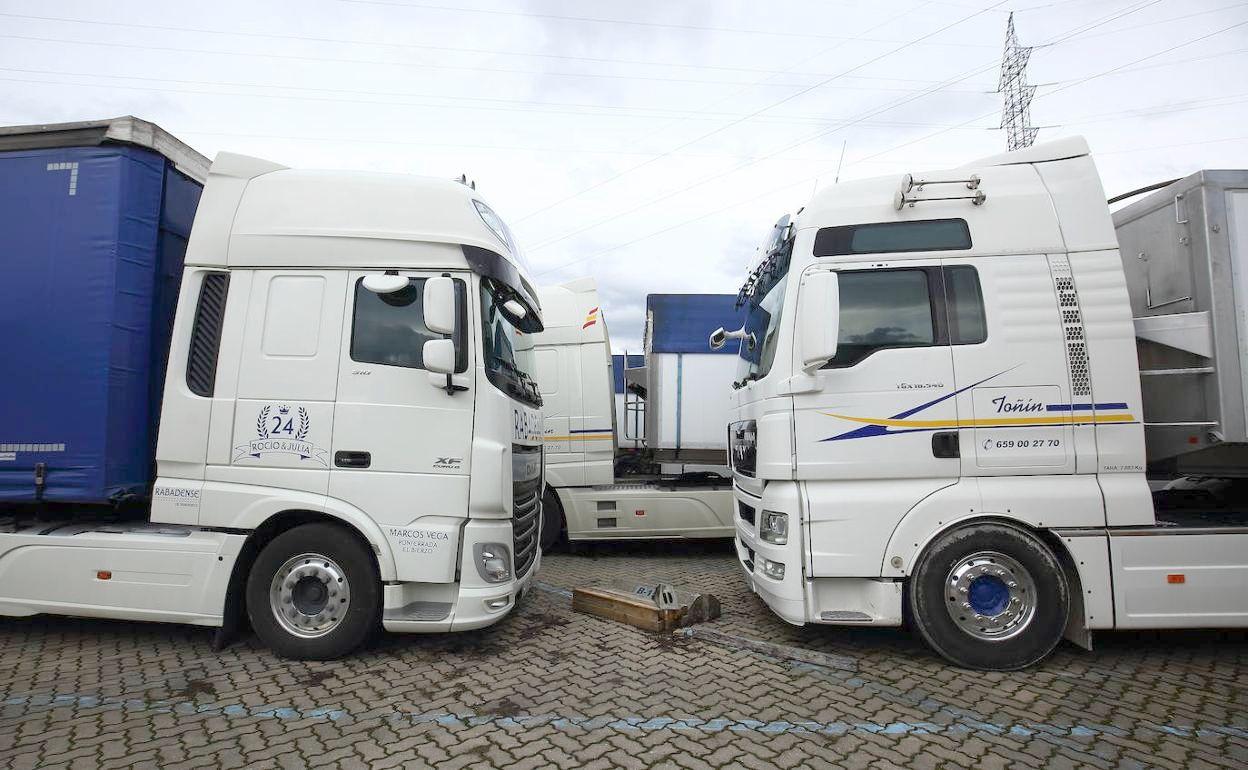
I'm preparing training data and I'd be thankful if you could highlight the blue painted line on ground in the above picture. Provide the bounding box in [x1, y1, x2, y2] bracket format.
[4, 693, 1246, 740]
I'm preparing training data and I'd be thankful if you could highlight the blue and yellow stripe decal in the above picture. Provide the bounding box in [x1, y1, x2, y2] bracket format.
[545, 427, 613, 442]
[822, 370, 1136, 442]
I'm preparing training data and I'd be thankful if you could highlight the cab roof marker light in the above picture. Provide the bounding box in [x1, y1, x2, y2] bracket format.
[473, 199, 516, 255]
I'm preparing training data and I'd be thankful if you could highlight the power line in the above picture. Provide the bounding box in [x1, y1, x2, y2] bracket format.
[1038, 2, 1248, 45]
[0, 11, 1000, 75]
[0, 33, 993, 91]
[516, 0, 1011, 234]
[529, 58, 1004, 261]
[526, 0, 1158, 255]
[335, 0, 1000, 46]
[0, 66, 993, 125]
[528, 0, 1168, 275]
[512, 0, 954, 224]
[846, 14, 1248, 171]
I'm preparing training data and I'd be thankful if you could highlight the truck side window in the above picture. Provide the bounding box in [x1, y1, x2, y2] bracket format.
[350, 278, 466, 371]
[824, 269, 935, 368]
[186, 272, 230, 397]
[945, 266, 986, 345]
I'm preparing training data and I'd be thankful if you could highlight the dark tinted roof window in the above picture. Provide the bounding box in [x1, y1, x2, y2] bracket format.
[814, 219, 971, 257]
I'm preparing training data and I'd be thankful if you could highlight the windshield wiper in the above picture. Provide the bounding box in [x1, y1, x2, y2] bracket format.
[733, 373, 762, 389]
[489, 356, 543, 406]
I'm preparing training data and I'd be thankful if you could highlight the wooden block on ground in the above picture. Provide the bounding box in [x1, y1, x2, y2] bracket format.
[572, 586, 684, 632]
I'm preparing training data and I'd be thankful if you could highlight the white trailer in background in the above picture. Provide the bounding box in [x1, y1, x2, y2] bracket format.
[640, 294, 744, 469]
[533, 279, 734, 547]
[726, 138, 1248, 670]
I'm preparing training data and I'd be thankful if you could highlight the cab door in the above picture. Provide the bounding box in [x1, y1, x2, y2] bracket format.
[794, 261, 961, 481]
[792, 261, 962, 578]
[328, 272, 474, 555]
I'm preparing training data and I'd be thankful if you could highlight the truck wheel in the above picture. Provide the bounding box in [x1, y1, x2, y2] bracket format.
[908, 522, 1068, 671]
[540, 487, 564, 553]
[246, 523, 380, 660]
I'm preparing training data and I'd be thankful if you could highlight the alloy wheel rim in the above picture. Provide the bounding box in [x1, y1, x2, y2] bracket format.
[943, 550, 1037, 641]
[269, 553, 351, 639]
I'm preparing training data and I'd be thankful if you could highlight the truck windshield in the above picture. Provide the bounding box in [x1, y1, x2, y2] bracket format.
[480, 278, 541, 408]
[737, 232, 793, 383]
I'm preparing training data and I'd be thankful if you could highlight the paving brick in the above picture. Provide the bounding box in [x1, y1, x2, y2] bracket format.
[0, 542, 1244, 769]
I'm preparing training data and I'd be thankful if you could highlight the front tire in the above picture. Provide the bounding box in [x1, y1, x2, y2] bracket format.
[246, 523, 380, 660]
[908, 522, 1068, 671]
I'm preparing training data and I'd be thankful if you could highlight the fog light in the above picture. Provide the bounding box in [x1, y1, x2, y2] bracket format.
[760, 511, 788, 545]
[484, 597, 510, 611]
[474, 543, 512, 583]
[760, 558, 785, 580]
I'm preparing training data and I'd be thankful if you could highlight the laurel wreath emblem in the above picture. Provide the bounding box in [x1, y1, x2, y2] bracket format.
[256, 405, 271, 439]
[296, 407, 310, 440]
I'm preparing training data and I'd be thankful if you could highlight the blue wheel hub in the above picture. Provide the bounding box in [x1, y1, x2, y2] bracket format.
[967, 575, 1010, 616]
[945, 550, 1038, 641]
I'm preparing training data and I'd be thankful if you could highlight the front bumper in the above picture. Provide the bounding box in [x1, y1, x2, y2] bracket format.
[734, 482, 806, 626]
[734, 481, 904, 627]
[381, 518, 539, 633]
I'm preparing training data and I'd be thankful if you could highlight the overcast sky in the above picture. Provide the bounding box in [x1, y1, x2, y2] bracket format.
[3, 0, 1246, 350]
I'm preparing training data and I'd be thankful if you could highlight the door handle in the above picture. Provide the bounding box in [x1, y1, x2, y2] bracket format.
[334, 451, 371, 469]
[931, 431, 959, 459]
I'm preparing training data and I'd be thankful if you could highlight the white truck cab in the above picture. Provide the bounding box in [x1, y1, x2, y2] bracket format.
[729, 138, 1248, 669]
[0, 151, 544, 658]
[532, 279, 734, 545]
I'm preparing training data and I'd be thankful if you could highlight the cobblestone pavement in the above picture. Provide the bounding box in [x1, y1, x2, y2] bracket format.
[2, 540, 1246, 769]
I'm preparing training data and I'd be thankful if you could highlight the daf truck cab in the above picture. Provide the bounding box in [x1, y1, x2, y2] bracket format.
[0, 135, 544, 659]
[726, 137, 1248, 670]
[532, 279, 734, 546]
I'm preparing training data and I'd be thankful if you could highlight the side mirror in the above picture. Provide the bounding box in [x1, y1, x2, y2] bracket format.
[709, 326, 755, 352]
[424, 276, 457, 335]
[502, 298, 527, 320]
[362, 273, 409, 295]
[423, 338, 456, 374]
[797, 270, 840, 373]
[709, 327, 726, 350]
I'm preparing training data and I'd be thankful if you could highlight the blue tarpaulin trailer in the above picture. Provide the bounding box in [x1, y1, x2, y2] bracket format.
[0, 117, 209, 504]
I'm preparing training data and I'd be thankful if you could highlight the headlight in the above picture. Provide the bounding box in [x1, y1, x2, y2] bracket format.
[474, 543, 512, 583]
[760, 558, 785, 580]
[760, 511, 788, 545]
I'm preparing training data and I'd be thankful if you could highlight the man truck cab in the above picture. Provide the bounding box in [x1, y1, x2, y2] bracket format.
[727, 137, 1248, 670]
[0, 140, 543, 659]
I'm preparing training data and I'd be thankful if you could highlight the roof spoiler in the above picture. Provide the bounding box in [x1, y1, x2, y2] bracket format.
[208, 152, 288, 180]
[961, 136, 1090, 169]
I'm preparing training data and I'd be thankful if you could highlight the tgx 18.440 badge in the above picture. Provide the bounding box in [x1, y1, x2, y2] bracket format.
[234, 404, 329, 466]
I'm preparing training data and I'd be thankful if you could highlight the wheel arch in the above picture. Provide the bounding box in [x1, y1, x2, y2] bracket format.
[890, 511, 1089, 646]
[542, 484, 568, 540]
[219, 508, 392, 634]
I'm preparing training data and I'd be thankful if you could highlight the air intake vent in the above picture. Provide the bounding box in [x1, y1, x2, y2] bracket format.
[1049, 259, 1090, 397]
[186, 272, 229, 398]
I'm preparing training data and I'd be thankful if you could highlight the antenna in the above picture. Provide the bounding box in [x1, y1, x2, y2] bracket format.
[833, 140, 847, 184]
[997, 12, 1038, 151]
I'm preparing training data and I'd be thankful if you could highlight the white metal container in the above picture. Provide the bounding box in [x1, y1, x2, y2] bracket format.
[642, 294, 742, 458]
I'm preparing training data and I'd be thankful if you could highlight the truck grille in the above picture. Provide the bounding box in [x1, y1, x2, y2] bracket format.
[511, 445, 542, 578]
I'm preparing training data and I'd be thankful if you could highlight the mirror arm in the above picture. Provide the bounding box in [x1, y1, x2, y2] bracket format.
[442, 373, 468, 396]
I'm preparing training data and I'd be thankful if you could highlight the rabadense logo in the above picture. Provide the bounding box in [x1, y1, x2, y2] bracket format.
[233, 403, 329, 466]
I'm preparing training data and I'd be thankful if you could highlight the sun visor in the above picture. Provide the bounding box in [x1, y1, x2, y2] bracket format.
[462, 244, 544, 332]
